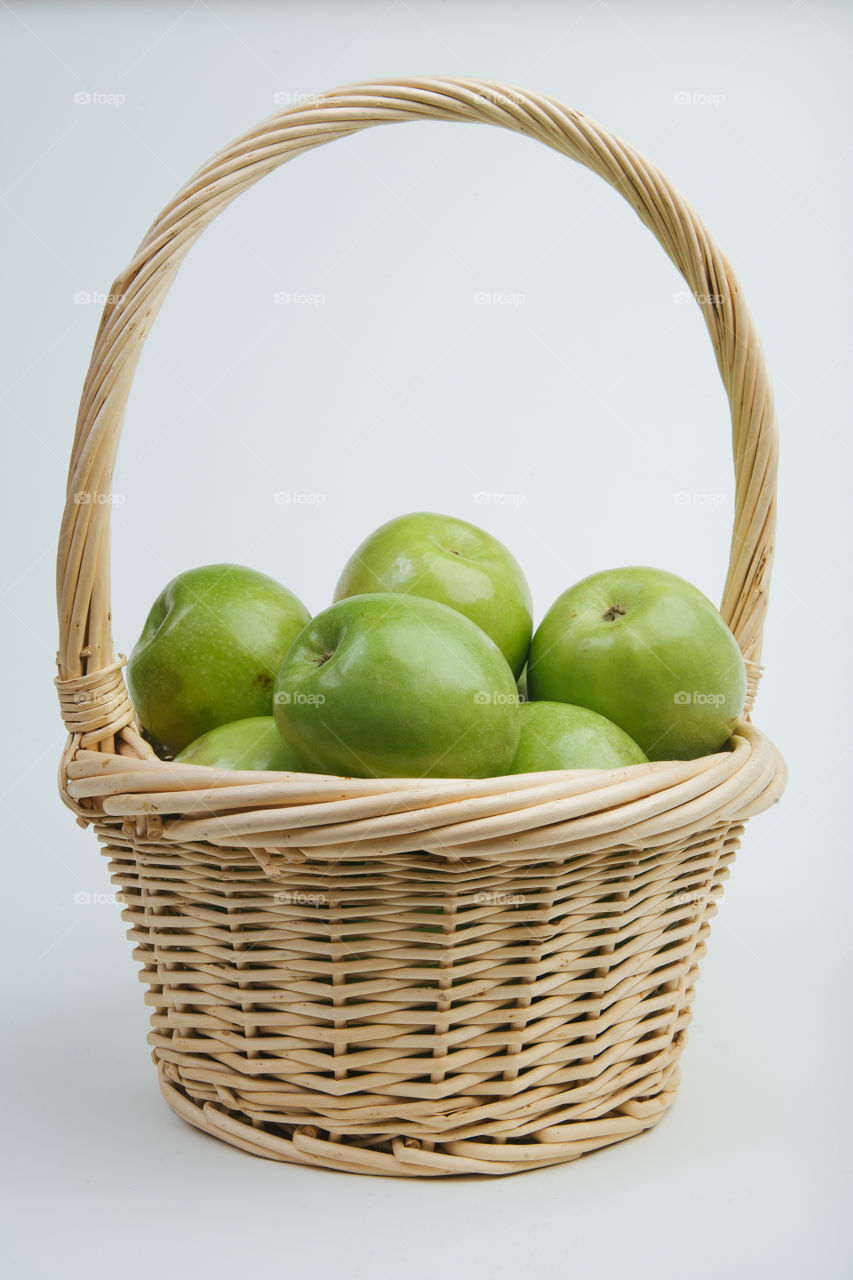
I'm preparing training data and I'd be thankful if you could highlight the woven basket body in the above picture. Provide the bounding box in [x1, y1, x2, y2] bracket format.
[56, 78, 785, 1177]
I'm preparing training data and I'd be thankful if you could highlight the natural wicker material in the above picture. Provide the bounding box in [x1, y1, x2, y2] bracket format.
[56, 77, 786, 1177]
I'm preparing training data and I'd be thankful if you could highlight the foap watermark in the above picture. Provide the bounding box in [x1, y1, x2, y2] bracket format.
[70, 690, 111, 708]
[273, 890, 327, 906]
[73, 890, 122, 906]
[474, 690, 518, 706]
[674, 690, 726, 707]
[73, 491, 126, 506]
[473, 890, 525, 906]
[73, 89, 126, 108]
[674, 290, 726, 307]
[474, 490, 526, 507]
[273, 490, 326, 506]
[674, 889, 710, 909]
[473, 289, 525, 308]
[273, 290, 326, 308]
[474, 87, 522, 109]
[673, 90, 725, 108]
[674, 490, 725, 507]
[74, 290, 126, 306]
[273, 89, 322, 107]
[275, 690, 326, 706]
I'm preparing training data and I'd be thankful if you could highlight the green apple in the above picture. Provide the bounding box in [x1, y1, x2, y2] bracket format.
[507, 700, 647, 773]
[527, 566, 746, 761]
[175, 717, 300, 771]
[274, 592, 520, 778]
[128, 563, 311, 754]
[333, 511, 532, 676]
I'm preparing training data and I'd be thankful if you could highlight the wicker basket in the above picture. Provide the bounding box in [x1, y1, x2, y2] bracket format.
[56, 77, 786, 1177]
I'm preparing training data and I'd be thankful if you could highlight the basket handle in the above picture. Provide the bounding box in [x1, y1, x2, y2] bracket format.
[57, 76, 778, 720]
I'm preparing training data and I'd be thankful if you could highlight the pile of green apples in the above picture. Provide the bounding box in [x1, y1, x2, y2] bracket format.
[127, 512, 747, 778]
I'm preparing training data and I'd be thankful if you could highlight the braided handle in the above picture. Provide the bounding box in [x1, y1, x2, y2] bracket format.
[56, 76, 778, 720]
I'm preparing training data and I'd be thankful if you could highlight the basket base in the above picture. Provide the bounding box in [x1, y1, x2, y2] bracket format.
[157, 1062, 680, 1178]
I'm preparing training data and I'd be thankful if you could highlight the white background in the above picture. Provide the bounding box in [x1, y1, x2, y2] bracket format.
[2, 2, 851, 1276]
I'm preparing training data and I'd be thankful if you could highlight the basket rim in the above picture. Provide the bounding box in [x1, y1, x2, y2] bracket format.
[63, 711, 785, 868]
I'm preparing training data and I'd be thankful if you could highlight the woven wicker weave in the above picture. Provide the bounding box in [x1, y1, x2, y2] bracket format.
[56, 77, 786, 1177]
